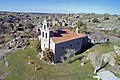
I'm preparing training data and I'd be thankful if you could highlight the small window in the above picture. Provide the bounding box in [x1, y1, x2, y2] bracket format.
[38, 29, 40, 31]
[47, 23, 49, 27]
[46, 33, 47, 38]
[44, 25, 46, 29]
[42, 32, 44, 37]
[62, 47, 64, 50]
[70, 44, 72, 47]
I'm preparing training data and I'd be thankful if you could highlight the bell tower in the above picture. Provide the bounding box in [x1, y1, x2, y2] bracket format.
[40, 18, 50, 51]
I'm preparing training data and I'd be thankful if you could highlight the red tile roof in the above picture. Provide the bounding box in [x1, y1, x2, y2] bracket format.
[51, 29, 86, 44]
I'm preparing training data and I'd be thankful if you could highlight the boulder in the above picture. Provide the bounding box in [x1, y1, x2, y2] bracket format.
[101, 53, 116, 66]
[114, 45, 120, 56]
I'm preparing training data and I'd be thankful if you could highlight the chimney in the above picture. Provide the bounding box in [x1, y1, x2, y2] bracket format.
[76, 27, 79, 34]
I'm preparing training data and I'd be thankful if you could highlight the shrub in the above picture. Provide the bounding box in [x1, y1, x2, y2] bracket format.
[43, 48, 54, 62]
[118, 17, 120, 21]
[76, 21, 84, 26]
[92, 18, 99, 23]
[75, 21, 88, 33]
[104, 16, 109, 20]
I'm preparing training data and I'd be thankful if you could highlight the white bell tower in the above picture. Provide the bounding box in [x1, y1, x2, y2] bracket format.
[40, 18, 50, 51]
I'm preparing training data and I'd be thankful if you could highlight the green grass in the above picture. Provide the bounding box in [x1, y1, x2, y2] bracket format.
[1, 40, 96, 80]
[1, 39, 120, 80]
[87, 39, 120, 56]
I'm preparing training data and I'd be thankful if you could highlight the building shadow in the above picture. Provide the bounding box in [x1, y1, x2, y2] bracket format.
[75, 43, 95, 55]
[68, 43, 94, 64]
[52, 30, 68, 37]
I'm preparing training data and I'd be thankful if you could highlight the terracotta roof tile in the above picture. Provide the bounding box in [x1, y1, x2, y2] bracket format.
[51, 29, 86, 44]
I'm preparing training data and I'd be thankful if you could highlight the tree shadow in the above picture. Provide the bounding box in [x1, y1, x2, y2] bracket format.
[96, 62, 109, 73]
[36, 67, 43, 71]
[68, 55, 86, 64]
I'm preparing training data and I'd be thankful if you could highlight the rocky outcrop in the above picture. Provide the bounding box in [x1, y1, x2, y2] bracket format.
[87, 52, 116, 74]
[114, 45, 120, 56]
[101, 53, 115, 66]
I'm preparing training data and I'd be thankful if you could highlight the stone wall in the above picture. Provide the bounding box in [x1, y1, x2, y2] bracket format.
[54, 37, 84, 63]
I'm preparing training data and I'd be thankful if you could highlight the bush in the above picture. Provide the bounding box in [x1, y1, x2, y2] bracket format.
[76, 21, 84, 26]
[26, 23, 35, 29]
[75, 21, 88, 33]
[43, 48, 54, 62]
[104, 17, 109, 20]
[118, 17, 120, 21]
[92, 18, 99, 23]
